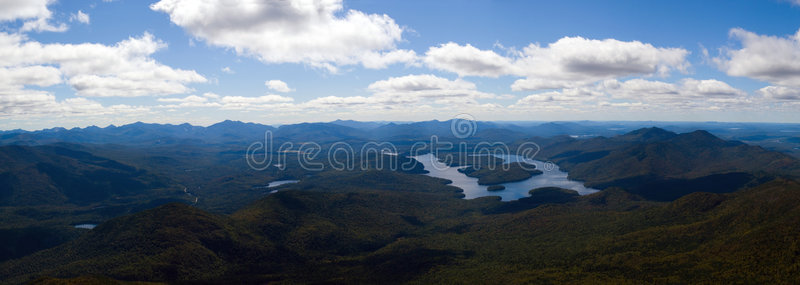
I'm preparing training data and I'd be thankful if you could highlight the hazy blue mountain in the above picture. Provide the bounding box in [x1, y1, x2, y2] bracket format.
[329, 119, 388, 130]
[274, 122, 368, 142]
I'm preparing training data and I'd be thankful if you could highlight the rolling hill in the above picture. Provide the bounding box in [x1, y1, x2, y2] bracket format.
[0, 145, 179, 206]
[3, 173, 799, 284]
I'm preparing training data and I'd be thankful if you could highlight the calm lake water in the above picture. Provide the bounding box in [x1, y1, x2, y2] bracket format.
[254, 180, 300, 194]
[73, 224, 97, 229]
[413, 153, 598, 201]
[267, 180, 299, 188]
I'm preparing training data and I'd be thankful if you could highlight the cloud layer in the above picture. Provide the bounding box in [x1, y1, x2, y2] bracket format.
[424, 37, 689, 92]
[151, 0, 416, 72]
[1, 1, 798, 127]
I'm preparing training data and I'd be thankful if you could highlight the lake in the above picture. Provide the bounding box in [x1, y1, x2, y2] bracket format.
[74, 224, 97, 229]
[253, 180, 300, 194]
[267, 180, 299, 188]
[413, 153, 598, 201]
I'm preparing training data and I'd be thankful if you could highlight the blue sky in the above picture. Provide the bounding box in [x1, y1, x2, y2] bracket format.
[0, 0, 799, 130]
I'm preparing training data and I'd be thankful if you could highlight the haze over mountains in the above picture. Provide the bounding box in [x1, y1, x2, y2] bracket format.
[2, 120, 800, 157]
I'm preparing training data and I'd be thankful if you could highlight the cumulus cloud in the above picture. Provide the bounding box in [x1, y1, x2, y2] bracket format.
[0, 31, 205, 117]
[600, 78, 749, 110]
[604, 78, 744, 100]
[513, 37, 688, 90]
[0, 57, 107, 117]
[0, 32, 206, 98]
[221, 67, 233, 74]
[715, 28, 800, 88]
[70, 10, 89, 24]
[680, 78, 746, 97]
[298, 74, 499, 111]
[0, 0, 52, 22]
[265, 80, 293, 92]
[0, 65, 62, 87]
[0, 88, 147, 118]
[757, 86, 800, 101]
[0, 0, 68, 33]
[425, 42, 515, 77]
[19, 16, 67, 32]
[151, 0, 415, 72]
[367, 74, 496, 103]
[422, 38, 689, 91]
[511, 77, 747, 111]
[511, 87, 605, 110]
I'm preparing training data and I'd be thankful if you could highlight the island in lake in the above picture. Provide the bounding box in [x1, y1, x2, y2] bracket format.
[487, 185, 506, 191]
[458, 162, 543, 185]
[526, 187, 580, 204]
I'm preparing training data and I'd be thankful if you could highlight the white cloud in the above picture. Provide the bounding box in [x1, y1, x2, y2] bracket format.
[598, 101, 648, 109]
[20, 15, 67, 33]
[202, 92, 220, 99]
[0, 0, 68, 33]
[0, 0, 50, 22]
[512, 87, 605, 110]
[680, 78, 745, 97]
[367, 74, 496, 103]
[158, 95, 206, 103]
[512, 37, 689, 91]
[0, 25, 167, 116]
[157, 95, 220, 108]
[0, 65, 62, 87]
[219, 94, 294, 110]
[156, 93, 295, 110]
[70, 10, 90, 24]
[0, 88, 147, 118]
[297, 74, 499, 111]
[757, 86, 800, 101]
[604, 78, 744, 101]
[511, 78, 747, 111]
[422, 38, 688, 91]
[151, 0, 415, 72]
[0, 32, 206, 98]
[601, 78, 749, 110]
[221, 66, 233, 74]
[360, 49, 419, 69]
[265, 79, 293, 92]
[715, 28, 800, 87]
[305, 95, 373, 107]
[424, 42, 515, 77]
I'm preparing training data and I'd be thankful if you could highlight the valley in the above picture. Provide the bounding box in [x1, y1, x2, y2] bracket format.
[0, 120, 799, 283]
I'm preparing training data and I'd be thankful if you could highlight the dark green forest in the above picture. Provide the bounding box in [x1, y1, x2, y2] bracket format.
[1, 121, 799, 284]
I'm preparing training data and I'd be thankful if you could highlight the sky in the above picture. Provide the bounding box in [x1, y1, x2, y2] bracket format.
[0, 0, 799, 130]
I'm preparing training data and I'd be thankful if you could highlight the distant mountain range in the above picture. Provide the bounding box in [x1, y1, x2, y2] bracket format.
[2, 120, 798, 157]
